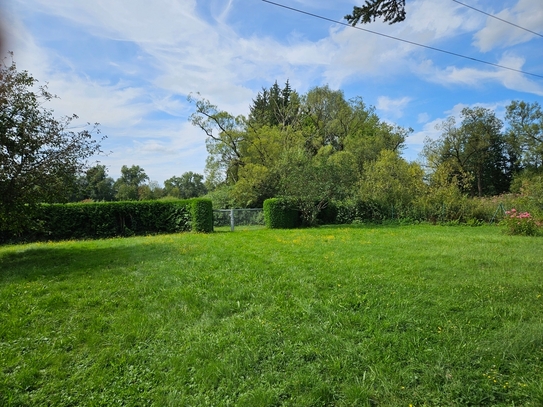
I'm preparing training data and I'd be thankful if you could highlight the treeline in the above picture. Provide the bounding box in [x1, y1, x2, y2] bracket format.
[60, 81, 543, 226]
[188, 81, 543, 225]
[67, 166, 208, 202]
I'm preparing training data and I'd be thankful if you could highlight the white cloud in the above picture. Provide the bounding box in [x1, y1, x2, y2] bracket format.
[6, 0, 542, 182]
[376, 96, 412, 118]
[404, 0, 482, 41]
[97, 120, 209, 183]
[417, 112, 430, 123]
[473, 0, 543, 52]
[416, 53, 543, 96]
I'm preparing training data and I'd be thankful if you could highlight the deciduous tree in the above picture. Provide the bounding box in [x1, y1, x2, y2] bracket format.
[0, 55, 103, 233]
[83, 164, 115, 201]
[114, 165, 149, 201]
[164, 172, 207, 199]
[422, 108, 509, 197]
[505, 100, 543, 170]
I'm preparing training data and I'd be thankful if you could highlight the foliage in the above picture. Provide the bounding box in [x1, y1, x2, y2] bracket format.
[359, 150, 425, 218]
[164, 172, 207, 199]
[500, 208, 542, 236]
[0, 199, 214, 243]
[248, 80, 300, 128]
[331, 199, 384, 224]
[505, 100, 543, 170]
[510, 171, 543, 217]
[137, 180, 164, 201]
[345, 0, 406, 25]
[190, 198, 214, 233]
[422, 107, 510, 198]
[204, 184, 237, 209]
[276, 146, 357, 225]
[189, 94, 246, 185]
[189, 81, 543, 226]
[114, 165, 149, 201]
[2, 226, 543, 405]
[190, 83, 409, 212]
[263, 198, 300, 229]
[0, 55, 103, 234]
[80, 164, 115, 201]
[190, 82, 410, 212]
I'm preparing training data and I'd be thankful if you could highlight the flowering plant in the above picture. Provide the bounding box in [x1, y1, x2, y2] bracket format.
[500, 208, 542, 236]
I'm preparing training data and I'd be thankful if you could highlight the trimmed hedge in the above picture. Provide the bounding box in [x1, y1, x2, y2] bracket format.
[263, 198, 300, 229]
[1, 198, 213, 243]
[191, 199, 214, 233]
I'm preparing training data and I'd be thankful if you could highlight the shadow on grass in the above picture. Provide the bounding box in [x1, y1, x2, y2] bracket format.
[318, 221, 423, 229]
[0, 239, 186, 284]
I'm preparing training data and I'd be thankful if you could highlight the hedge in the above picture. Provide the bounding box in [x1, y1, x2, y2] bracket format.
[0, 198, 213, 243]
[191, 199, 214, 233]
[263, 198, 300, 229]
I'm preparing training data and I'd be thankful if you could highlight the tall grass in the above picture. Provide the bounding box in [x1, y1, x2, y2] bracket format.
[1, 225, 542, 406]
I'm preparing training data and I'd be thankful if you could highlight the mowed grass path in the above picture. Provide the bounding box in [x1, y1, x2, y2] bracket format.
[1, 225, 542, 406]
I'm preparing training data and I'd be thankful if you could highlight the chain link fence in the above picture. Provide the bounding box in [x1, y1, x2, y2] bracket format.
[213, 208, 265, 231]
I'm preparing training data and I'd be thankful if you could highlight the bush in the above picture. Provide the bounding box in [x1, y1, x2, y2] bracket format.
[263, 198, 300, 229]
[0, 199, 213, 243]
[333, 199, 389, 224]
[191, 199, 214, 233]
[500, 208, 542, 236]
[316, 202, 338, 225]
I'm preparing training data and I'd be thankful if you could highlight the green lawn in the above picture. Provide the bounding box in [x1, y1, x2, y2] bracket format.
[1, 225, 542, 406]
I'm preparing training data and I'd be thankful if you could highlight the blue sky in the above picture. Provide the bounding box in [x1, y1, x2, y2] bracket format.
[2, 0, 542, 184]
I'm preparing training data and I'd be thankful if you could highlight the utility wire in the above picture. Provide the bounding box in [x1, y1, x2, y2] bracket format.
[452, 0, 543, 39]
[261, 0, 543, 80]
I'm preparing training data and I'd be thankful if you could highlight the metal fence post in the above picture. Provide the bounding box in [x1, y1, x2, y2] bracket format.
[230, 208, 235, 231]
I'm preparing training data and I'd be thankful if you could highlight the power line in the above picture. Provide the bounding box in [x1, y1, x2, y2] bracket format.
[452, 0, 543, 39]
[261, 0, 543, 80]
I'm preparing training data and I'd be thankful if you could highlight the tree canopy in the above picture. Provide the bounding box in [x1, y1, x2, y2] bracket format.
[114, 165, 149, 201]
[0, 55, 103, 233]
[189, 82, 412, 222]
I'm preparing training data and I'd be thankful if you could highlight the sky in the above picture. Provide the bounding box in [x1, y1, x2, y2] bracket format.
[1, 0, 542, 184]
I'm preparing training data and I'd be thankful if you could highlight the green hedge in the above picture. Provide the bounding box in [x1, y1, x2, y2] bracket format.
[1, 199, 213, 243]
[263, 198, 300, 229]
[191, 199, 214, 233]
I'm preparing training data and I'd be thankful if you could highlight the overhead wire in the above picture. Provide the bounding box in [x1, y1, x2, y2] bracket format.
[261, 0, 543, 80]
[451, 0, 543, 39]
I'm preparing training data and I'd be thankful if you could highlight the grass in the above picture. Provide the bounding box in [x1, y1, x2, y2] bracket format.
[1, 224, 542, 406]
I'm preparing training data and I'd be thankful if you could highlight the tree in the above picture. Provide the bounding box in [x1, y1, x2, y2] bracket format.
[359, 149, 425, 217]
[138, 180, 164, 201]
[188, 94, 246, 185]
[0, 55, 103, 233]
[248, 80, 300, 129]
[345, 0, 406, 26]
[302, 85, 352, 153]
[276, 146, 357, 225]
[505, 101, 543, 170]
[421, 108, 509, 197]
[114, 165, 149, 200]
[190, 82, 411, 210]
[164, 172, 207, 199]
[83, 164, 115, 201]
[459, 107, 508, 196]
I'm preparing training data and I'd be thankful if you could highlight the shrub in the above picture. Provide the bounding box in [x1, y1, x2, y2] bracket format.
[191, 199, 214, 233]
[0, 199, 213, 243]
[500, 208, 542, 236]
[263, 198, 299, 229]
[334, 199, 389, 224]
